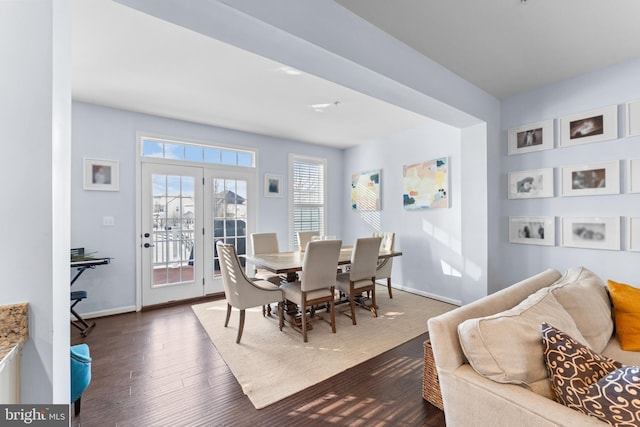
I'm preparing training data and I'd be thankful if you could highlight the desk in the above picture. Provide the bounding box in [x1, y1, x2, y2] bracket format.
[70, 257, 110, 336]
[244, 246, 402, 282]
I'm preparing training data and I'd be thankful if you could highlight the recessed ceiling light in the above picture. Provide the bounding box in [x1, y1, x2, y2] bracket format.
[277, 66, 303, 76]
[309, 101, 340, 112]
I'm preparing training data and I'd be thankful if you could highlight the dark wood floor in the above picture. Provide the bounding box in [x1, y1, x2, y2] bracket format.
[70, 299, 446, 427]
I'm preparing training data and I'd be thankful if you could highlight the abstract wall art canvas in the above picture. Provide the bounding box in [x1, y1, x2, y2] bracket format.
[402, 158, 449, 210]
[351, 169, 381, 211]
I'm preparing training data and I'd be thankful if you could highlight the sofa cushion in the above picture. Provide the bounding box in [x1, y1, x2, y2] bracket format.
[549, 267, 613, 353]
[607, 280, 640, 351]
[542, 323, 640, 427]
[458, 287, 588, 397]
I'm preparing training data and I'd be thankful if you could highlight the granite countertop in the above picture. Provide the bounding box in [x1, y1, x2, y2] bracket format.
[0, 302, 29, 362]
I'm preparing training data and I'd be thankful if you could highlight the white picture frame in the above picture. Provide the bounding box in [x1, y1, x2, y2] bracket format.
[508, 168, 554, 199]
[509, 216, 555, 246]
[559, 105, 618, 147]
[629, 217, 640, 252]
[561, 160, 619, 197]
[264, 173, 283, 198]
[626, 99, 640, 137]
[507, 119, 554, 156]
[83, 158, 119, 191]
[561, 216, 620, 251]
[629, 159, 640, 193]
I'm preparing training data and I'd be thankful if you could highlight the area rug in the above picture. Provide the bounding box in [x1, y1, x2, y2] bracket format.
[192, 285, 455, 409]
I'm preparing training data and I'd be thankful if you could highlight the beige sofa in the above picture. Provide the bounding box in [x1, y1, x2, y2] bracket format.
[427, 267, 640, 427]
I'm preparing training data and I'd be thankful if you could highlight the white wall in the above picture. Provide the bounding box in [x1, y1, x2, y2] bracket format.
[500, 58, 640, 286]
[0, 0, 70, 403]
[71, 101, 343, 315]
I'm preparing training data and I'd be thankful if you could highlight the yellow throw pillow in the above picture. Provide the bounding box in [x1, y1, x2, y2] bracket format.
[607, 280, 640, 351]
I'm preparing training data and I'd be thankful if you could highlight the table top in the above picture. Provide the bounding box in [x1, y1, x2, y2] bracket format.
[243, 246, 401, 274]
[70, 257, 111, 268]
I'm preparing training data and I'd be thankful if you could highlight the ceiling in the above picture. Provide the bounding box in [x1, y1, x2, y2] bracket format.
[71, 0, 640, 149]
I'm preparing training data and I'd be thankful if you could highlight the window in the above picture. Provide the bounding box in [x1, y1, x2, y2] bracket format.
[141, 137, 254, 168]
[290, 154, 326, 249]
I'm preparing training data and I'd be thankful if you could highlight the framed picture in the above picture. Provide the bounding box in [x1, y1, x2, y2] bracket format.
[83, 158, 119, 191]
[402, 157, 449, 210]
[507, 119, 554, 156]
[561, 160, 619, 197]
[630, 159, 640, 193]
[629, 217, 640, 252]
[351, 169, 381, 211]
[626, 99, 640, 137]
[508, 168, 554, 199]
[509, 216, 555, 246]
[561, 217, 620, 251]
[264, 173, 283, 197]
[559, 105, 618, 147]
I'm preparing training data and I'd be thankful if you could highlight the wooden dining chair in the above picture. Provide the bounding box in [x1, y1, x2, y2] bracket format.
[336, 236, 383, 325]
[280, 239, 342, 342]
[217, 241, 284, 344]
[373, 231, 395, 298]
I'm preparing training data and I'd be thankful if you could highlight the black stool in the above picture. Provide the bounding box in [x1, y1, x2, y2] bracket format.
[70, 291, 96, 336]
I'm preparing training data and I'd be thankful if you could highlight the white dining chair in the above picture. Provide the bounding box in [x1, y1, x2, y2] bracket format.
[250, 232, 283, 285]
[280, 239, 342, 342]
[336, 236, 383, 325]
[296, 231, 319, 252]
[373, 231, 395, 298]
[217, 241, 284, 344]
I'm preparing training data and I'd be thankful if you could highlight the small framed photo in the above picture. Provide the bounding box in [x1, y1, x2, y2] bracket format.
[626, 99, 640, 137]
[629, 217, 640, 252]
[83, 158, 119, 191]
[630, 159, 640, 193]
[561, 160, 619, 197]
[559, 105, 618, 147]
[561, 217, 620, 251]
[508, 168, 554, 199]
[264, 173, 283, 198]
[507, 120, 554, 156]
[509, 216, 555, 246]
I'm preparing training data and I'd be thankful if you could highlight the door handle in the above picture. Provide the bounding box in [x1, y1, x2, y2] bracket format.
[144, 243, 155, 248]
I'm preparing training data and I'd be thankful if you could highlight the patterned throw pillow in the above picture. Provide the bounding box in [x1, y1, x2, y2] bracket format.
[541, 323, 640, 426]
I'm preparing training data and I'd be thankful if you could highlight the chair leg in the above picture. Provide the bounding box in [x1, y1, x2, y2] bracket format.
[74, 396, 81, 416]
[371, 281, 378, 317]
[224, 303, 232, 327]
[329, 298, 336, 334]
[278, 302, 284, 331]
[349, 282, 357, 325]
[302, 302, 308, 342]
[236, 309, 245, 344]
[387, 277, 393, 299]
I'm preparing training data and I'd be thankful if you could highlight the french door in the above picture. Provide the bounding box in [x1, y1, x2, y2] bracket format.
[140, 162, 255, 307]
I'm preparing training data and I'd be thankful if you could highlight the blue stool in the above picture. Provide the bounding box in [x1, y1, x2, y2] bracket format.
[70, 291, 96, 336]
[70, 344, 92, 416]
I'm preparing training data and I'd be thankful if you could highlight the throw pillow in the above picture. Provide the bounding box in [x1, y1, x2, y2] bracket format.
[542, 323, 640, 427]
[607, 280, 640, 351]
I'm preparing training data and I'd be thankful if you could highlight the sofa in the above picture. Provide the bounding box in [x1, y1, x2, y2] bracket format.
[427, 267, 640, 427]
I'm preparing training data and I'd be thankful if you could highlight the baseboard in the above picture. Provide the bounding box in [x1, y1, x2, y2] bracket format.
[75, 305, 137, 320]
[379, 281, 461, 306]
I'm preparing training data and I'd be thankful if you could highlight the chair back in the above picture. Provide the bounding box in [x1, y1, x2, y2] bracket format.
[349, 236, 383, 281]
[250, 232, 279, 255]
[217, 241, 255, 308]
[297, 231, 320, 252]
[373, 231, 395, 277]
[300, 239, 342, 292]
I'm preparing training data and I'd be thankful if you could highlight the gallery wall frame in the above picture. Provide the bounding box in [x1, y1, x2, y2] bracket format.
[507, 119, 554, 156]
[83, 157, 119, 191]
[508, 216, 555, 246]
[402, 157, 449, 210]
[264, 173, 283, 197]
[626, 99, 640, 137]
[629, 217, 640, 252]
[351, 169, 381, 211]
[561, 216, 620, 251]
[561, 160, 620, 197]
[559, 105, 618, 147]
[508, 168, 554, 199]
[629, 159, 640, 194]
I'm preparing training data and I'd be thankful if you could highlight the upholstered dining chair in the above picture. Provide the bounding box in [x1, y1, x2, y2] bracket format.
[296, 231, 320, 252]
[281, 239, 342, 342]
[336, 236, 383, 325]
[70, 343, 92, 416]
[373, 231, 395, 298]
[217, 241, 284, 344]
[249, 232, 283, 285]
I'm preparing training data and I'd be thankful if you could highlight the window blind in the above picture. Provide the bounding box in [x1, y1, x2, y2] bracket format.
[290, 155, 326, 249]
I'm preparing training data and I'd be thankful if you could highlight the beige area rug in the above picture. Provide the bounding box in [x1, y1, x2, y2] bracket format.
[192, 285, 455, 409]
